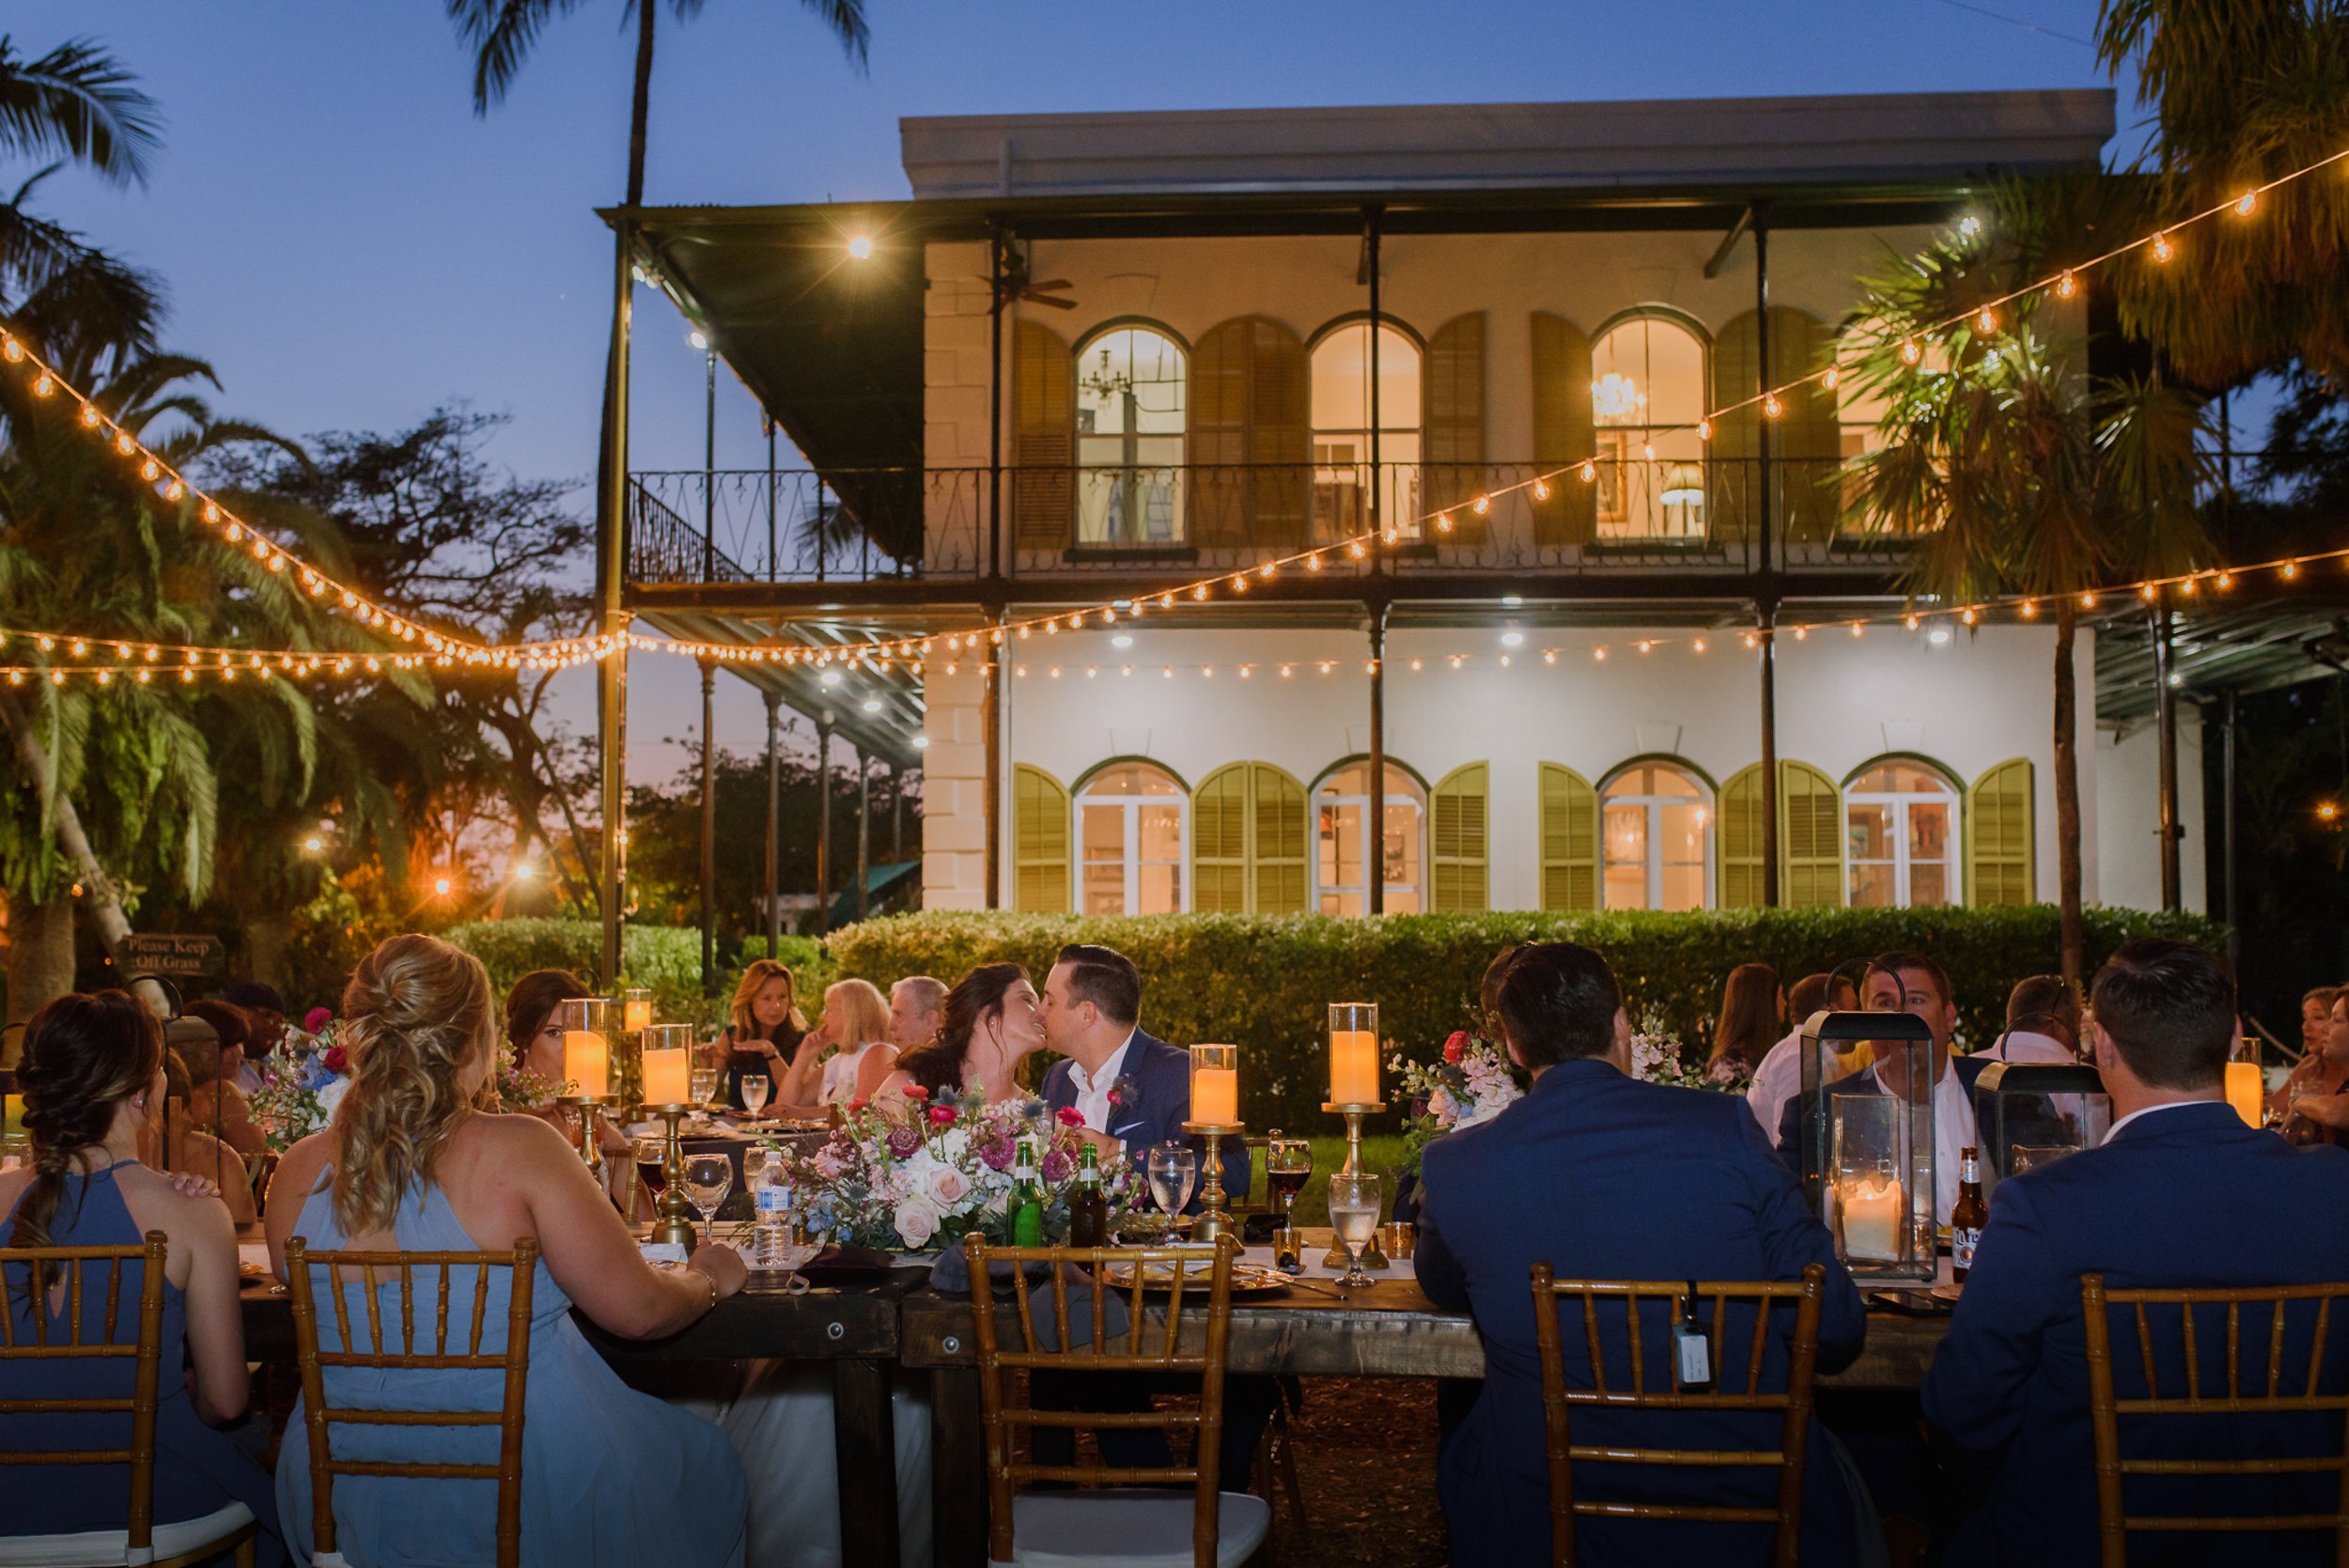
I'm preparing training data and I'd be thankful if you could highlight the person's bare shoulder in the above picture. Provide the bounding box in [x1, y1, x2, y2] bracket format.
[115, 1162, 238, 1241]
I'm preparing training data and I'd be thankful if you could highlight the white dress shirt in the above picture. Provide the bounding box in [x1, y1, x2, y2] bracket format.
[1977, 1029, 2077, 1065]
[1745, 1027, 1812, 1147]
[1066, 1031, 1136, 1133]
[1925, 1059, 1980, 1224]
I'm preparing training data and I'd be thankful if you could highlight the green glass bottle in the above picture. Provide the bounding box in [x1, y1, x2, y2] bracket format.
[1010, 1135, 1045, 1247]
[1068, 1141, 1109, 1249]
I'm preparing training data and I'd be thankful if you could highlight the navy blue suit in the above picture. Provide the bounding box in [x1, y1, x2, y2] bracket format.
[1922, 1101, 2349, 1567]
[1040, 1029, 1250, 1203]
[1415, 1057, 1867, 1568]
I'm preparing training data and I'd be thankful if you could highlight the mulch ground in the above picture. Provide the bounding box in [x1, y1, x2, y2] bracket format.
[1258, 1376, 1448, 1568]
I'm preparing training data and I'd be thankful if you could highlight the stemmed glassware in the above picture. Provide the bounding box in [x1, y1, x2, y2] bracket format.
[740, 1074, 770, 1119]
[630, 1137, 667, 1224]
[683, 1153, 733, 1250]
[1329, 1172, 1383, 1288]
[690, 1065, 721, 1110]
[1265, 1134, 1313, 1226]
[1146, 1143, 1198, 1227]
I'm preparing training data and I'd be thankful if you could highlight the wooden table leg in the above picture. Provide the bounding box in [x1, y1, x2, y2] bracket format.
[931, 1366, 988, 1568]
[832, 1357, 902, 1568]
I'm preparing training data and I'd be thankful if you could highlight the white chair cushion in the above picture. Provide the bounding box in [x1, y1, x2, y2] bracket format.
[0, 1500, 255, 1566]
[1000, 1488, 1270, 1568]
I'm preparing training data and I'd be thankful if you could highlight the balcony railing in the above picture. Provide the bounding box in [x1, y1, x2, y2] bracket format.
[627, 458, 1931, 589]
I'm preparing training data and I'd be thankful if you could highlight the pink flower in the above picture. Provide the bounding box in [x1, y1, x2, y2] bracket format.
[303, 1007, 334, 1032]
[1442, 1031, 1470, 1065]
[321, 1045, 349, 1075]
[1040, 1148, 1074, 1184]
[812, 1146, 848, 1180]
[893, 1197, 941, 1249]
[1054, 1106, 1085, 1127]
[927, 1104, 957, 1126]
[925, 1166, 971, 1207]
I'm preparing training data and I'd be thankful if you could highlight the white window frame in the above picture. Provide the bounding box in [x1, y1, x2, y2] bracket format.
[1075, 768, 1190, 915]
[1075, 325, 1189, 548]
[1313, 766, 1426, 916]
[1310, 321, 1423, 542]
[1844, 764, 1962, 908]
[1599, 766, 1715, 910]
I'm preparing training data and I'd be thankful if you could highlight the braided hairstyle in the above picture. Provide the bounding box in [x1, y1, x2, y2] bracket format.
[330, 934, 497, 1236]
[892, 963, 1028, 1100]
[8, 991, 164, 1302]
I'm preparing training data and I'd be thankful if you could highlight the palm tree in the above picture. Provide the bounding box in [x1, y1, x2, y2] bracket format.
[1844, 206, 2217, 985]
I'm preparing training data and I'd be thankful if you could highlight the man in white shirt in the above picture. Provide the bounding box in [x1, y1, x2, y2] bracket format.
[1976, 973, 2080, 1064]
[1747, 970, 1859, 1146]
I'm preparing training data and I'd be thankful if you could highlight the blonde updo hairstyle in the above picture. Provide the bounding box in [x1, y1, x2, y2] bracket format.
[331, 933, 498, 1236]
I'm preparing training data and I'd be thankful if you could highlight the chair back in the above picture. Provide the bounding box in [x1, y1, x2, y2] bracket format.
[0, 1232, 170, 1555]
[1529, 1261, 1828, 1568]
[2080, 1273, 2349, 1566]
[284, 1237, 538, 1568]
[964, 1235, 1237, 1568]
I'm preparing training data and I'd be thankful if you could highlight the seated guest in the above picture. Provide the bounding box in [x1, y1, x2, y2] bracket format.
[1924, 939, 2349, 1566]
[1776, 951, 1981, 1226]
[221, 981, 288, 1094]
[502, 969, 632, 1182]
[888, 974, 947, 1051]
[1979, 974, 2080, 1063]
[1415, 942, 1866, 1567]
[2, 992, 286, 1563]
[2303, 986, 2341, 1058]
[268, 933, 749, 1565]
[158, 1049, 257, 1224]
[1746, 970, 1858, 1146]
[1708, 962, 1781, 1080]
[802, 978, 898, 1108]
[877, 963, 1046, 1107]
[181, 1001, 269, 1157]
[2275, 987, 2349, 1138]
[703, 957, 810, 1112]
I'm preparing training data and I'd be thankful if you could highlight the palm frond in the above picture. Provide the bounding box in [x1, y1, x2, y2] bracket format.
[0, 38, 163, 188]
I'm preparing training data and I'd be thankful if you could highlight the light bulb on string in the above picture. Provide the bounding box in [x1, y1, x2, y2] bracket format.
[2151, 231, 2175, 262]
[1975, 306, 1997, 333]
[2055, 271, 2077, 300]
[2234, 191, 2257, 216]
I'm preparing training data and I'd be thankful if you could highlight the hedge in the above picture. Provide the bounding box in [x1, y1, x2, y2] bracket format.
[440, 920, 832, 1032]
[826, 907, 2225, 1133]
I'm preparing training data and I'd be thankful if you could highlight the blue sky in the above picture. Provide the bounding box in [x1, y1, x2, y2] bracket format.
[8, 1, 2122, 784]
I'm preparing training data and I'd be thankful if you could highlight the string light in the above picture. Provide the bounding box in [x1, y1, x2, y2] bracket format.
[2151, 230, 2175, 263]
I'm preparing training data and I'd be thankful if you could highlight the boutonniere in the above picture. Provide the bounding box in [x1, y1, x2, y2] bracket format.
[1106, 1074, 1139, 1110]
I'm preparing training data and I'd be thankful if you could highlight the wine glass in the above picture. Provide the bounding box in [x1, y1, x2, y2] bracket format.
[683, 1154, 733, 1250]
[690, 1066, 721, 1109]
[630, 1137, 668, 1222]
[740, 1074, 771, 1120]
[1146, 1143, 1198, 1224]
[1265, 1133, 1313, 1224]
[1329, 1172, 1383, 1288]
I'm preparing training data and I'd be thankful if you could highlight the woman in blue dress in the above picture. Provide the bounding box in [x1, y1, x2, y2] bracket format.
[265, 933, 751, 1566]
[0, 990, 286, 1564]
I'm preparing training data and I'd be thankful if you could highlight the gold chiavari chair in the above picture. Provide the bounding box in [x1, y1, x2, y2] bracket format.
[2080, 1273, 2349, 1565]
[284, 1237, 538, 1568]
[1529, 1261, 1828, 1568]
[965, 1234, 1268, 1568]
[0, 1231, 260, 1566]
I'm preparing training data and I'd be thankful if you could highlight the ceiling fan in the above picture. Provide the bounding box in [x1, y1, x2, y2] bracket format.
[989, 245, 1075, 310]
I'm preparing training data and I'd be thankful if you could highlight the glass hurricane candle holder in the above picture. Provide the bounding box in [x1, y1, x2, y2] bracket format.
[556, 998, 612, 1100]
[1328, 1002, 1380, 1108]
[1800, 1009, 1935, 1287]
[640, 1024, 695, 1111]
[1184, 1044, 1242, 1245]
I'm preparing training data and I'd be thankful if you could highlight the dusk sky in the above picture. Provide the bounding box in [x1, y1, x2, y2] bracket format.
[10, 1, 2121, 795]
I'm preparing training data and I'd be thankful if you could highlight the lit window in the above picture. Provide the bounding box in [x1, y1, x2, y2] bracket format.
[1590, 316, 1707, 539]
[1311, 323, 1421, 540]
[1601, 762, 1712, 910]
[1076, 327, 1187, 547]
[1845, 761, 1960, 908]
[1314, 761, 1423, 916]
[1076, 762, 1188, 915]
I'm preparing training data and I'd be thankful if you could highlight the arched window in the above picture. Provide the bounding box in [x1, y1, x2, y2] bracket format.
[1845, 760, 1961, 908]
[1314, 761, 1425, 917]
[1590, 315, 1707, 539]
[1311, 322, 1421, 541]
[1076, 325, 1187, 547]
[1075, 761, 1188, 915]
[1601, 761, 1712, 910]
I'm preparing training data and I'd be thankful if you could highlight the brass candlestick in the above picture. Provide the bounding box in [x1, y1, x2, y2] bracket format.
[1322, 1100, 1391, 1270]
[1182, 1120, 1242, 1244]
[555, 1094, 614, 1184]
[646, 1103, 700, 1251]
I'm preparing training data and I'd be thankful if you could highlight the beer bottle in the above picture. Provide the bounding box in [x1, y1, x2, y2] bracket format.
[1010, 1136, 1045, 1248]
[1951, 1144, 1987, 1284]
[1068, 1142, 1109, 1249]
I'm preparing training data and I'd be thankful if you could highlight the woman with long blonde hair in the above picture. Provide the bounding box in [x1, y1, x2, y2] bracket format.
[802, 978, 898, 1108]
[265, 934, 748, 1565]
[704, 956, 811, 1114]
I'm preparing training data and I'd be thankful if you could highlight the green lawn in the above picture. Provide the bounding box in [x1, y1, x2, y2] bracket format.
[1285, 1134, 1410, 1228]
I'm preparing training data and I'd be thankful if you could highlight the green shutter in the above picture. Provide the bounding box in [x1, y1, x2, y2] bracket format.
[1968, 757, 2035, 906]
[1780, 761, 1844, 908]
[1719, 763, 1766, 908]
[1424, 313, 1488, 540]
[1538, 764, 1599, 912]
[1712, 307, 1835, 546]
[1012, 764, 1069, 913]
[1190, 762, 1308, 914]
[1430, 763, 1489, 912]
[1189, 317, 1309, 551]
[1531, 312, 1596, 546]
[1013, 320, 1073, 551]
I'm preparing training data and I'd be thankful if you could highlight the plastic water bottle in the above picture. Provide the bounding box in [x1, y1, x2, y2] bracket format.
[752, 1157, 797, 1267]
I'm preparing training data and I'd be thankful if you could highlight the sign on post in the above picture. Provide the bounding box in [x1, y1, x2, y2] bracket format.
[118, 934, 226, 979]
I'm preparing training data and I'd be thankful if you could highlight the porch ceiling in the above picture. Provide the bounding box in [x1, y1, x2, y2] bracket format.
[2092, 596, 2349, 723]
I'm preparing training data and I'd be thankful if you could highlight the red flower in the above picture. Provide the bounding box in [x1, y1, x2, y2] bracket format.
[902, 1084, 930, 1101]
[1442, 1031, 1469, 1064]
[1054, 1106, 1085, 1127]
[848, 1096, 869, 1114]
[926, 1104, 957, 1126]
[322, 1045, 349, 1075]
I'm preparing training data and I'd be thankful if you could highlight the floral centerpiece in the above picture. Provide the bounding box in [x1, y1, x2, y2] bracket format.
[495, 1052, 569, 1113]
[765, 1089, 1147, 1253]
[1630, 1011, 1750, 1092]
[247, 1024, 354, 1152]
[1392, 1019, 1526, 1175]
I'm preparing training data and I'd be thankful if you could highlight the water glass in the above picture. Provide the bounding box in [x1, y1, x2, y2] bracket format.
[1146, 1143, 1198, 1221]
[1329, 1172, 1383, 1288]
[683, 1153, 733, 1250]
[690, 1066, 721, 1108]
[740, 1073, 770, 1118]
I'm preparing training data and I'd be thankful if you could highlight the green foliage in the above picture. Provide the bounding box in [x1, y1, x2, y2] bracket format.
[828, 908, 2225, 1133]
[437, 921, 838, 1033]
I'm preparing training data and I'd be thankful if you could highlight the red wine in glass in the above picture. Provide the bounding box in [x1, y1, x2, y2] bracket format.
[1267, 1168, 1311, 1205]
[637, 1159, 668, 1197]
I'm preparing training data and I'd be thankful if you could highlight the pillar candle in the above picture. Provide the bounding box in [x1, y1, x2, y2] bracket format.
[1839, 1175, 1904, 1263]
[2225, 1061, 2263, 1128]
[1330, 1030, 1379, 1105]
[624, 996, 653, 1034]
[564, 1032, 609, 1098]
[643, 1047, 689, 1107]
[1191, 1066, 1239, 1126]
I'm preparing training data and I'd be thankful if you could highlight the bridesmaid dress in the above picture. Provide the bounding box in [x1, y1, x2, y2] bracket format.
[0, 1164, 287, 1564]
[276, 1172, 747, 1566]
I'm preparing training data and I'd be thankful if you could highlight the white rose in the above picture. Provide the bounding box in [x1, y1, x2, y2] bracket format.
[926, 1166, 972, 1209]
[894, 1197, 942, 1250]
